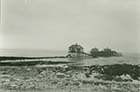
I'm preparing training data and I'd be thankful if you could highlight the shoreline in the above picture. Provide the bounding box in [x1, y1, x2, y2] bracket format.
[0, 55, 122, 61]
[0, 56, 67, 61]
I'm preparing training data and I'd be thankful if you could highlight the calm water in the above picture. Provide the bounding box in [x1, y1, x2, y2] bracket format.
[47, 56, 140, 65]
[0, 49, 140, 65]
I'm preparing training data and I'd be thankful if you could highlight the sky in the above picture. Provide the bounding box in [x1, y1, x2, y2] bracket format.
[0, 0, 140, 53]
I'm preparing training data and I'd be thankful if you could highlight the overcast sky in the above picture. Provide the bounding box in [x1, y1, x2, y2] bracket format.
[0, 0, 140, 53]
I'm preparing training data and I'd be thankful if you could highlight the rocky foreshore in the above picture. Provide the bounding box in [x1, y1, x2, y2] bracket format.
[0, 63, 140, 92]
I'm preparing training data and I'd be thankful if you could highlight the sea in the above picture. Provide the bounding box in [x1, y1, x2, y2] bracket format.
[0, 49, 140, 66]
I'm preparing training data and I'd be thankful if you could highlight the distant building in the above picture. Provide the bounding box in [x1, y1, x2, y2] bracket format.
[67, 43, 91, 58]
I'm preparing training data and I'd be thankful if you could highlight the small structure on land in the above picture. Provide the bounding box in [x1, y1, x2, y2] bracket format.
[67, 43, 91, 58]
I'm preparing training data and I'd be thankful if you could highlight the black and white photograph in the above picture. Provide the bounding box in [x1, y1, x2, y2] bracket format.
[0, 0, 140, 92]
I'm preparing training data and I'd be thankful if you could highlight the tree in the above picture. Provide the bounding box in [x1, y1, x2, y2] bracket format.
[103, 48, 112, 57]
[90, 48, 99, 58]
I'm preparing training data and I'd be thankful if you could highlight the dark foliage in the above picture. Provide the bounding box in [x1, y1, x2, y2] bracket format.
[89, 64, 140, 80]
[90, 48, 122, 58]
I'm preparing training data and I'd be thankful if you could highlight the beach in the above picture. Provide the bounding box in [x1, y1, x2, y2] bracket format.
[0, 62, 139, 92]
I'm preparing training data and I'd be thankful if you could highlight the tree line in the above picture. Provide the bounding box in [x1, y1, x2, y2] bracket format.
[90, 48, 122, 58]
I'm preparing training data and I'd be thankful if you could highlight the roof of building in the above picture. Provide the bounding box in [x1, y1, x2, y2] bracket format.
[69, 43, 84, 49]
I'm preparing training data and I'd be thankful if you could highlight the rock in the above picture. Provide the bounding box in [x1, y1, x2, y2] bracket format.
[98, 84, 107, 90]
[111, 84, 121, 90]
[56, 72, 66, 78]
[132, 80, 140, 84]
[120, 74, 132, 81]
[115, 74, 133, 82]
[73, 73, 87, 80]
